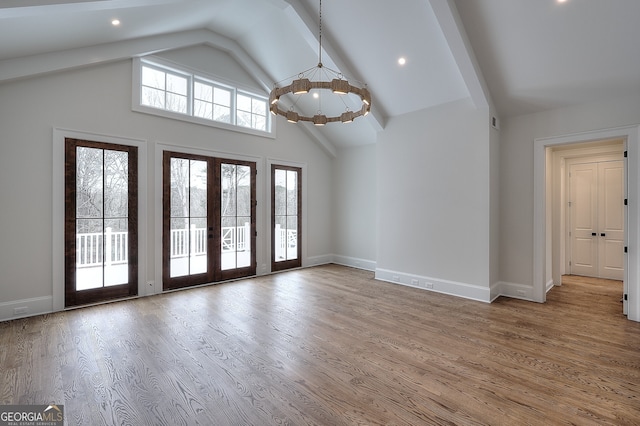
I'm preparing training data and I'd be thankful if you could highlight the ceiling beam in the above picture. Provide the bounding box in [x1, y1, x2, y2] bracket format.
[429, 0, 493, 112]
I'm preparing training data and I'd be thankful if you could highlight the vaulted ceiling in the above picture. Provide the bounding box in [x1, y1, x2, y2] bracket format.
[1, 0, 639, 150]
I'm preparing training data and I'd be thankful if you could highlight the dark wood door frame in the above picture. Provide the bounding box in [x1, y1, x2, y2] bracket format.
[271, 164, 302, 272]
[162, 151, 256, 290]
[64, 138, 138, 307]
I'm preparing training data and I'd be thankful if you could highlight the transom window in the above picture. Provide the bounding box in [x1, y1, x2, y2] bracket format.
[141, 65, 189, 114]
[135, 59, 271, 135]
[194, 81, 232, 123]
[237, 92, 267, 131]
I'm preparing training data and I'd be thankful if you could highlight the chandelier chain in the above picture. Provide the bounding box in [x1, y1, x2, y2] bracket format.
[318, 0, 322, 66]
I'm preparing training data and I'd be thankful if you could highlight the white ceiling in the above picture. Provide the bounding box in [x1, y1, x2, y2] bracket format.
[1, 0, 638, 149]
[455, 0, 640, 117]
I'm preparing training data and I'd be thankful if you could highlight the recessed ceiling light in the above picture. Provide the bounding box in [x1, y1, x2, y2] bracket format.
[111, 19, 121, 26]
[557, 0, 567, 3]
[398, 57, 406, 66]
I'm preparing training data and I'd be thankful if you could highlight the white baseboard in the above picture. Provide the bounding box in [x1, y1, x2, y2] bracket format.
[0, 267, 548, 323]
[495, 281, 536, 301]
[332, 255, 376, 271]
[375, 268, 492, 303]
[305, 254, 333, 267]
[546, 279, 556, 293]
[0, 296, 53, 322]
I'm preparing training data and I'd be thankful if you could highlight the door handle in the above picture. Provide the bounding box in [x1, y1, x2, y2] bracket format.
[601, 233, 606, 237]
[592, 232, 597, 236]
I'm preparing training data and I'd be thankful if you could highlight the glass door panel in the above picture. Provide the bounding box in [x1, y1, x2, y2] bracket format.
[76, 146, 105, 290]
[169, 158, 208, 278]
[75, 147, 131, 289]
[221, 163, 252, 271]
[103, 149, 129, 287]
[65, 138, 137, 307]
[163, 153, 255, 289]
[272, 165, 301, 271]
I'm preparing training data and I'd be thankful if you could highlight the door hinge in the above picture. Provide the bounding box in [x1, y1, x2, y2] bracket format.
[624, 294, 628, 301]
[568, 201, 572, 207]
[569, 260, 572, 266]
[625, 198, 628, 206]
[624, 150, 628, 158]
[625, 246, 628, 253]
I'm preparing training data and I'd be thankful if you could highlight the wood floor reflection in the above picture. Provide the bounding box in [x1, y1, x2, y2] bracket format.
[1, 265, 639, 425]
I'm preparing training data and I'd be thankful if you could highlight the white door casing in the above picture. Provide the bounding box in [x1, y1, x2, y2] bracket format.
[535, 125, 639, 321]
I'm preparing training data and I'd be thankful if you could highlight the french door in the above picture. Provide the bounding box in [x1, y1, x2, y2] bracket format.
[271, 165, 301, 272]
[163, 152, 256, 290]
[569, 160, 624, 280]
[65, 138, 138, 307]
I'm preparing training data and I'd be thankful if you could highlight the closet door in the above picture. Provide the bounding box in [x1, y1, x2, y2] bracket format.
[569, 160, 624, 280]
[569, 163, 598, 277]
[598, 161, 624, 280]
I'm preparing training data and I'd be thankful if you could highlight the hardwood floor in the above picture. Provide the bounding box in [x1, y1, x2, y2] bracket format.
[1, 265, 639, 425]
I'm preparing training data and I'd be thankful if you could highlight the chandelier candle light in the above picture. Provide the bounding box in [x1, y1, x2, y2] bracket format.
[269, 0, 371, 125]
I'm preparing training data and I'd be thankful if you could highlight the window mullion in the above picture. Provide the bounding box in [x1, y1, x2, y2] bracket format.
[102, 148, 106, 289]
[232, 88, 237, 126]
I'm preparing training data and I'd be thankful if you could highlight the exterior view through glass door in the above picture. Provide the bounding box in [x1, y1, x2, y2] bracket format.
[163, 152, 256, 290]
[272, 165, 301, 272]
[64, 138, 138, 307]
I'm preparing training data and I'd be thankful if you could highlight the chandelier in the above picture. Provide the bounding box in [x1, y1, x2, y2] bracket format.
[269, 0, 371, 125]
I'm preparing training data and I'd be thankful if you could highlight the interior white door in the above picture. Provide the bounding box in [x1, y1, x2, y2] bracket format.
[570, 163, 598, 277]
[569, 160, 624, 280]
[598, 161, 624, 280]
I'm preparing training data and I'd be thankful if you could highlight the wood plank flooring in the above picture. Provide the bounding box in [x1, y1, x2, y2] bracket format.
[1, 265, 640, 425]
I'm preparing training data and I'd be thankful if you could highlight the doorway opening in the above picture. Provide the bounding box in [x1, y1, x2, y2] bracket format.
[550, 140, 625, 312]
[550, 139, 625, 282]
[534, 125, 640, 322]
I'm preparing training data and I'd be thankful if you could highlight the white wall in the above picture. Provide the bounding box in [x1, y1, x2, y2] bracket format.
[332, 144, 377, 271]
[156, 45, 261, 90]
[0, 49, 333, 321]
[500, 93, 640, 289]
[376, 99, 492, 301]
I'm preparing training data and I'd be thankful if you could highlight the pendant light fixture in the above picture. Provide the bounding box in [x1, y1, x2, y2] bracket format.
[269, 0, 371, 125]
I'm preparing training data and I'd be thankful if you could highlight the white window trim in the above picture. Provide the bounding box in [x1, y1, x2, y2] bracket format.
[132, 57, 275, 139]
